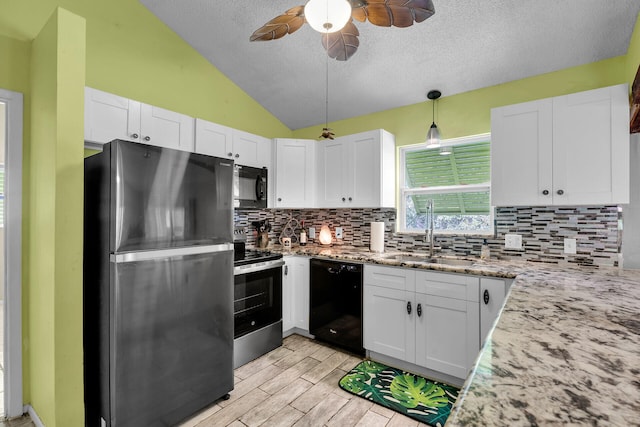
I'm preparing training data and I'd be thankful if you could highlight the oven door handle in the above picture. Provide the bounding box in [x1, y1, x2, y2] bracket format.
[234, 259, 285, 275]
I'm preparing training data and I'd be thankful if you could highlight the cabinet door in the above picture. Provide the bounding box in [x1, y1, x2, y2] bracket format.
[292, 256, 310, 331]
[348, 132, 380, 208]
[363, 285, 415, 363]
[274, 139, 316, 208]
[552, 84, 629, 204]
[479, 278, 506, 346]
[194, 118, 233, 159]
[84, 87, 141, 145]
[232, 129, 271, 169]
[140, 103, 194, 152]
[491, 99, 553, 206]
[415, 293, 479, 379]
[282, 256, 295, 333]
[317, 139, 347, 207]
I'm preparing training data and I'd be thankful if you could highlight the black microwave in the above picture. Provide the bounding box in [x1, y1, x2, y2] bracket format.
[234, 165, 267, 209]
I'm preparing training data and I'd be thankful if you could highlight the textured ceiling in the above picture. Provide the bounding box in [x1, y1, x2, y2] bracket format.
[139, 0, 640, 130]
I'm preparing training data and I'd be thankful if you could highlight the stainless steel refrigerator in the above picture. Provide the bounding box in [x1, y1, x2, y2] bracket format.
[83, 139, 234, 426]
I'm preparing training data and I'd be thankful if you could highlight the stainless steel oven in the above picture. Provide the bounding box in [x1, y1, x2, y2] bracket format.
[233, 247, 284, 368]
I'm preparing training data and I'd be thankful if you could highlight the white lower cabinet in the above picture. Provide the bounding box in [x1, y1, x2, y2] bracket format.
[364, 265, 481, 380]
[282, 256, 310, 335]
[363, 265, 417, 362]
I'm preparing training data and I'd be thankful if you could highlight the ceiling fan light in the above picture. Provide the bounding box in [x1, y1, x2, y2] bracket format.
[304, 0, 352, 34]
[426, 122, 441, 148]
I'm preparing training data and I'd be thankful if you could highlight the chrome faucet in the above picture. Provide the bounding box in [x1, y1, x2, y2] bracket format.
[425, 199, 435, 257]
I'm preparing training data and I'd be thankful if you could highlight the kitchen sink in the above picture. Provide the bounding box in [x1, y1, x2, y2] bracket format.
[379, 254, 476, 266]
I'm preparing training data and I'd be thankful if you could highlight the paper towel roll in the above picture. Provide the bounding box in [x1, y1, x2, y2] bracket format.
[370, 222, 385, 253]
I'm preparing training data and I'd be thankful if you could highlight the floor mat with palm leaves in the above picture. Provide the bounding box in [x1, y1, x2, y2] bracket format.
[339, 360, 460, 427]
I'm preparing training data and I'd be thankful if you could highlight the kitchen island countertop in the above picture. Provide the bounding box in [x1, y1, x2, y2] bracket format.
[269, 244, 640, 426]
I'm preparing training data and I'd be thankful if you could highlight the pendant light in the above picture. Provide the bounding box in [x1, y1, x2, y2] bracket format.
[426, 90, 441, 148]
[304, 0, 352, 33]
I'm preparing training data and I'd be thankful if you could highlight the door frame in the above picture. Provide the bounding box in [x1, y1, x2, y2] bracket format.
[1, 88, 24, 418]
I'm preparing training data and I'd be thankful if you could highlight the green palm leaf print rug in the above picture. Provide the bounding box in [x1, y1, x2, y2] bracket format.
[339, 360, 459, 427]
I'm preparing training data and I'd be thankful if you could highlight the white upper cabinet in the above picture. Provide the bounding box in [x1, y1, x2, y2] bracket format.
[317, 129, 395, 208]
[273, 139, 316, 208]
[491, 84, 629, 206]
[194, 119, 271, 169]
[84, 87, 194, 152]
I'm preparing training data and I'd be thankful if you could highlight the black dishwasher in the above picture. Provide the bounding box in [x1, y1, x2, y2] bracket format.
[310, 258, 364, 355]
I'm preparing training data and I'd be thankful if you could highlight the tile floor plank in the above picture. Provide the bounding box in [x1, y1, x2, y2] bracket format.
[354, 410, 390, 427]
[260, 405, 305, 427]
[326, 396, 373, 427]
[300, 351, 348, 384]
[240, 378, 312, 427]
[196, 388, 269, 427]
[259, 357, 320, 395]
[219, 364, 284, 408]
[386, 412, 421, 427]
[292, 392, 349, 427]
[234, 346, 293, 380]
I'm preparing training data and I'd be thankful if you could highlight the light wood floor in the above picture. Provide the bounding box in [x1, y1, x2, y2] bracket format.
[181, 334, 428, 427]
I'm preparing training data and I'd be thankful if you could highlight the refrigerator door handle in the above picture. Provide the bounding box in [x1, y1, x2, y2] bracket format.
[110, 243, 233, 263]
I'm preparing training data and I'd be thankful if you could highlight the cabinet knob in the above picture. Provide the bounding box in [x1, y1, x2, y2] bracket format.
[278, 198, 282, 202]
[483, 289, 490, 305]
[235, 154, 240, 158]
[342, 197, 346, 202]
[284, 265, 288, 275]
[417, 303, 422, 317]
[348, 197, 352, 202]
[131, 133, 139, 139]
[406, 301, 412, 315]
[557, 189, 564, 195]
[144, 136, 151, 141]
[542, 190, 549, 195]
[228, 152, 233, 157]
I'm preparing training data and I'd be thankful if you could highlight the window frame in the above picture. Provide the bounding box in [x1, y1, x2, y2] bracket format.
[398, 133, 493, 235]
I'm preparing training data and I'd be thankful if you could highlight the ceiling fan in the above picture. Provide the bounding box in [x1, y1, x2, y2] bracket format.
[250, 0, 436, 61]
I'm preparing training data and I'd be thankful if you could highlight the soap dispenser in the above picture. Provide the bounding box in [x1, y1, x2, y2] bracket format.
[480, 239, 491, 260]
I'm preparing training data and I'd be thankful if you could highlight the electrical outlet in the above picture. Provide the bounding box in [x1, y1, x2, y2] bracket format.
[335, 227, 343, 239]
[308, 227, 316, 239]
[564, 238, 577, 254]
[505, 234, 522, 250]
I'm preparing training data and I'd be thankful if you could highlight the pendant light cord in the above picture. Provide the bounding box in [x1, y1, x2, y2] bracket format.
[325, 32, 329, 130]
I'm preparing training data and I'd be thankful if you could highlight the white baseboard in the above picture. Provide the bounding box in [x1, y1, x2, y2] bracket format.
[24, 405, 45, 427]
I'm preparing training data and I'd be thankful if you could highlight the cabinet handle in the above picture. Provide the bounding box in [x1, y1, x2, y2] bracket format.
[284, 265, 288, 275]
[131, 133, 139, 139]
[144, 136, 151, 141]
[228, 152, 233, 157]
[417, 303, 422, 317]
[542, 190, 549, 195]
[557, 189, 564, 195]
[406, 301, 412, 315]
[483, 289, 490, 305]
[277, 197, 282, 202]
[235, 154, 240, 158]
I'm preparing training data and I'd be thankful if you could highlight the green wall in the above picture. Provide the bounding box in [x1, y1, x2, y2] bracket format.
[292, 55, 627, 146]
[627, 13, 640, 90]
[29, 8, 86, 426]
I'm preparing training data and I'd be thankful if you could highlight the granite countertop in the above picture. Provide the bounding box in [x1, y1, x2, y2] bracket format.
[268, 244, 640, 426]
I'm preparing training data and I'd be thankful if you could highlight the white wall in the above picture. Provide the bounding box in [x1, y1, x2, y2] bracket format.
[623, 133, 640, 269]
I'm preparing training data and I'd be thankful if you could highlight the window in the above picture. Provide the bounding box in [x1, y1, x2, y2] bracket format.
[399, 133, 492, 234]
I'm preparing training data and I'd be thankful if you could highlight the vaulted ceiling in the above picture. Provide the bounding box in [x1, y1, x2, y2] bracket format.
[140, 0, 640, 130]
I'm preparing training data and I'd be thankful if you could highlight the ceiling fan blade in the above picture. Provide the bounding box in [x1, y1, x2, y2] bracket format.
[250, 5, 306, 41]
[349, 0, 368, 22]
[360, 0, 435, 28]
[322, 20, 360, 61]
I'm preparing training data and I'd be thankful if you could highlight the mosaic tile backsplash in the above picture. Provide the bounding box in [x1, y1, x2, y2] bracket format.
[234, 205, 621, 267]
